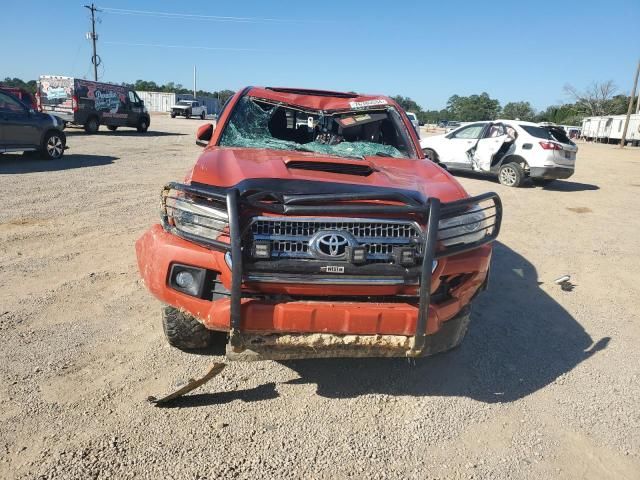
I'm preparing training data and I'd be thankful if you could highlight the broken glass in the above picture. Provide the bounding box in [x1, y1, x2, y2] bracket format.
[219, 97, 408, 159]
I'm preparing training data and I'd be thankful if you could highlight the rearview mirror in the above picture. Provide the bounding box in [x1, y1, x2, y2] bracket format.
[196, 123, 214, 147]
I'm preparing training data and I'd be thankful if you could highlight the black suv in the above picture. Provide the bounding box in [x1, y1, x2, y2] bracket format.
[0, 90, 67, 159]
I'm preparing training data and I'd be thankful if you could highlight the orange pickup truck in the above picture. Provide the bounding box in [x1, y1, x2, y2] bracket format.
[136, 87, 502, 360]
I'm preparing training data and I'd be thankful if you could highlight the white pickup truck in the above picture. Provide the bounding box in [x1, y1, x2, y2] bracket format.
[170, 100, 207, 119]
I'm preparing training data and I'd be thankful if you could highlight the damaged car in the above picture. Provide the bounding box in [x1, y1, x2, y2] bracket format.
[420, 120, 577, 187]
[136, 87, 502, 360]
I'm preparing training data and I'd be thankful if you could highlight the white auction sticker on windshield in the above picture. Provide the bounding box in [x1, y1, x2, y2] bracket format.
[349, 99, 388, 109]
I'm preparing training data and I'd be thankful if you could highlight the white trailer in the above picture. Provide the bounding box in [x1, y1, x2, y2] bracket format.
[581, 114, 640, 145]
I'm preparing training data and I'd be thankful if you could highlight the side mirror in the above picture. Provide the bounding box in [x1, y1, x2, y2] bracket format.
[196, 123, 214, 147]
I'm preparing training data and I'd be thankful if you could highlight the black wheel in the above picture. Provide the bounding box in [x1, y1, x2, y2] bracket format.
[137, 118, 149, 133]
[41, 131, 66, 160]
[107, 125, 118, 131]
[423, 148, 439, 163]
[532, 178, 555, 187]
[498, 162, 525, 187]
[84, 117, 99, 134]
[200, 111, 206, 120]
[185, 110, 191, 119]
[170, 112, 176, 118]
[162, 306, 212, 351]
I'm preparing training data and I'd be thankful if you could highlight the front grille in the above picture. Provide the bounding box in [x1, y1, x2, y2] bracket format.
[248, 217, 422, 263]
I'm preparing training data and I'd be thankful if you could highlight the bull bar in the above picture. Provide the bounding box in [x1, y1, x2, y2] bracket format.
[160, 179, 502, 357]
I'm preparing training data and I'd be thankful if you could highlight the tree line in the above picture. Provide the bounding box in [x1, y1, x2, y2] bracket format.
[3, 76, 634, 125]
[393, 80, 635, 126]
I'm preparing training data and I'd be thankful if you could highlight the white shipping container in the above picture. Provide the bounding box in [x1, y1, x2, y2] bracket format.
[135, 91, 176, 112]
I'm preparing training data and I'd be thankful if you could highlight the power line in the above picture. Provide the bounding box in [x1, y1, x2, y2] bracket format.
[103, 41, 267, 52]
[100, 7, 326, 24]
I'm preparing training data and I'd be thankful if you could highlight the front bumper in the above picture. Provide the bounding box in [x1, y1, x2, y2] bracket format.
[136, 181, 501, 357]
[529, 166, 574, 179]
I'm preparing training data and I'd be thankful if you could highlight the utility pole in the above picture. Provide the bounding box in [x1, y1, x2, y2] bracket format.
[84, 3, 100, 81]
[193, 65, 197, 99]
[620, 59, 640, 148]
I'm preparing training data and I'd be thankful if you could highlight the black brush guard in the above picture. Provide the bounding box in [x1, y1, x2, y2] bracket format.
[161, 180, 502, 357]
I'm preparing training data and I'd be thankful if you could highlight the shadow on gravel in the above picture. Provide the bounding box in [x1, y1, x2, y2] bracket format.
[449, 170, 599, 192]
[538, 181, 600, 192]
[282, 242, 610, 403]
[65, 130, 186, 137]
[157, 382, 279, 408]
[0, 154, 117, 174]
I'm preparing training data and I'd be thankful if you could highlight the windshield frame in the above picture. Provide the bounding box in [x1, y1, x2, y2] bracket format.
[214, 93, 420, 160]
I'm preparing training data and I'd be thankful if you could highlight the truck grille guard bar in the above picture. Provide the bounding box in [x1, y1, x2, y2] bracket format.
[160, 180, 502, 357]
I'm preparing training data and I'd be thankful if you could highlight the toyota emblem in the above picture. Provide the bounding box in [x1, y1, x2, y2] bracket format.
[309, 230, 356, 259]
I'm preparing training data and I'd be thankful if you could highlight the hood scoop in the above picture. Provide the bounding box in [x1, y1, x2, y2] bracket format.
[285, 160, 375, 177]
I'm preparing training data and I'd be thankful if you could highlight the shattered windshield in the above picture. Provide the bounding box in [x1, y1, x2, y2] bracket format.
[218, 96, 416, 159]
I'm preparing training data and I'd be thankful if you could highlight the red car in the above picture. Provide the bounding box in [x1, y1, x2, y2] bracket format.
[0, 86, 36, 110]
[136, 87, 502, 360]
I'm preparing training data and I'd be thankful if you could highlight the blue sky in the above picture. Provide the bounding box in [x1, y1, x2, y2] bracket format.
[1, 0, 638, 111]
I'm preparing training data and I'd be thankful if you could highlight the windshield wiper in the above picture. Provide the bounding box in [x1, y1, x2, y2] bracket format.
[372, 152, 394, 157]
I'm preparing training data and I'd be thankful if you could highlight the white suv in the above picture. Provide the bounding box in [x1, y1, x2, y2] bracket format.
[420, 120, 577, 187]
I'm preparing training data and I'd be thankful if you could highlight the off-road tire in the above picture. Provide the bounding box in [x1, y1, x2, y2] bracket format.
[200, 111, 206, 120]
[423, 148, 439, 163]
[162, 306, 212, 351]
[41, 131, 66, 160]
[84, 116, 99, 134]
[498, 162, 525, 187]
[137, 118, 149, 133]
[107, 125, 118, 131]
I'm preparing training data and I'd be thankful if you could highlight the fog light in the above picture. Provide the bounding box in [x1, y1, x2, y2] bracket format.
[253, 241, 271, 259]
[349, 246, 367, 264]
[395, 247, 416, 266]
[169, 264, 206, 297]
[175, 270, 195, 289]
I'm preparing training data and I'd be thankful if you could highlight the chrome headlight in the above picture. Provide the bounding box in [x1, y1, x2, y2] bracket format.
[438, 204, 488, 247]
[164, 191, 228, 241]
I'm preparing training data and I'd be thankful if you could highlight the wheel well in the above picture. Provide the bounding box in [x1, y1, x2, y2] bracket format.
[422, 147, 439, 162]
[86, 114, 99, 124]
[499, 154, 528, 172]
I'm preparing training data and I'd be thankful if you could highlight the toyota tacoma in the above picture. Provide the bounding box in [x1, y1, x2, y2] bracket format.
[136, 87, 502, 360]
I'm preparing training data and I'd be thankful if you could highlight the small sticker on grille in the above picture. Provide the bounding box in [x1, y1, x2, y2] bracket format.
[321, 266, 345, 273]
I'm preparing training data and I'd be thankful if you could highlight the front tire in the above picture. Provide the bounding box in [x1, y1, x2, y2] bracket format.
[137, 118, 149, 133]
[41, 131, 66, 160]
[498, 162, 525, 187]
[170, 112, 176, 118]
[162, 306, 212, 351]
[185, 110, 191, 119]
[200, 111, 206, 120]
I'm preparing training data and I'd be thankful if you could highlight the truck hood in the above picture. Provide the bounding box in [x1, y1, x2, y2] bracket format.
[172, 105, 191, 110]
[187, 147, 467, 203]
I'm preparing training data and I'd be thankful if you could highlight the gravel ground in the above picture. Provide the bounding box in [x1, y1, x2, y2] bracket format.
[1, 116, 639, 479]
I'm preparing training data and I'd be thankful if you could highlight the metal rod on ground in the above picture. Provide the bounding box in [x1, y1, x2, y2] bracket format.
[84, 3, 100, 81]
[620, 58, 640, 148]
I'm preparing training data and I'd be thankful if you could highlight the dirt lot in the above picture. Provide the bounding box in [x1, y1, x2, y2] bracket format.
[1, 116, 639, 479]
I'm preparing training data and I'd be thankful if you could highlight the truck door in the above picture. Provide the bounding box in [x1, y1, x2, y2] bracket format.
[0, 91, 40, 148]
[127, 90, 144, 127]
[473, 123, 508, 172]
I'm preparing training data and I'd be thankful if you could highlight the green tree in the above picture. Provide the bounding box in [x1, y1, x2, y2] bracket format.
[391, 95, 422, 114]
[501, 101, 536, 121]
[446, 92, 500, 121]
